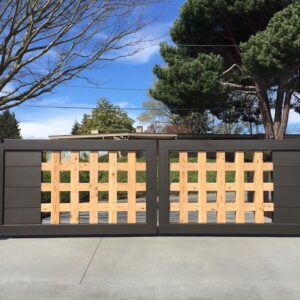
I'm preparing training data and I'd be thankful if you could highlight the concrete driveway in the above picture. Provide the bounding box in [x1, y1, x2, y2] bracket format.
[0, 237, 299, 300]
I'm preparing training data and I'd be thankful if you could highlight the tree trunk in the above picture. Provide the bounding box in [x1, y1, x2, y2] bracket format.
[255, 82, 275, 139]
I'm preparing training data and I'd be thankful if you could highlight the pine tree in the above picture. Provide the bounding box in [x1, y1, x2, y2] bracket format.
[71, 120, 80, 135]
[0, 110, 21, 140]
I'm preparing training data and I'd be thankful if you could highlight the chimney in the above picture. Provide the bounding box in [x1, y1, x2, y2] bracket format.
[136, 126, 143, 133]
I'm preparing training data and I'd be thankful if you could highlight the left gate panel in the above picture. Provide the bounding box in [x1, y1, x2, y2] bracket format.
[4, 151, 41, 224]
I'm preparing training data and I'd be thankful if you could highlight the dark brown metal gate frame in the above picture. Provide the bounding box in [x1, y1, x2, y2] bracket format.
[1, 139, 300, 237]
[0, 140, 157, 237]
[159, 140, 300, 236]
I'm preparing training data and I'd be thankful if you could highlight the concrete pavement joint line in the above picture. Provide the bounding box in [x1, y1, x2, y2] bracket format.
[79, 238, 102, 285]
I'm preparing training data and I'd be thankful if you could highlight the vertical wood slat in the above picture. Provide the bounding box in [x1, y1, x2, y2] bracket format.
[89, 151, 98, 224]
[128, 152, 136, 223]
[70, 152, 79, 224]
[51, 152, 60, 224]
[216, 152, 226, 223]
[179, 152, 188, 223]
[235, 151, 245, 223]
[254, 152, 264, 223]
[109, 152, 117, 224]
[198, 152, 207, 223]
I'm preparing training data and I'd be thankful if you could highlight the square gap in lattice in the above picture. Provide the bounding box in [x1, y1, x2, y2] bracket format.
[98, 151, 109, 162]
[59, 212, 70, 224]
[79, 212, 89, 224]
[41, 192, 51, 204]
[169, 211, 179, 224]
[60, 191, 70, 203]
[245, 211, 255, 223]
[117, 171, 127, 183]
[226, 211, 236, 223]
[117, 151, 128, 163]
[188, 211, 198, 223]
[41, 212, 51, 224]
[79, 191, 90, 203]
[244, 171, 254, 183]
[136, 191, 146, 203]
[207, 191, 217, 203]
[98, 171, 108, 183]
[263, 151, 272, 162]
[225, 152, 235, 163]
[79, 171, 90, 183]
[188, 152, 198, 162]
[188, 191, 198, 203]
[136, 212, 146, 224]
[246, 191, 254, 203]
[98, 212, 109, 224]
[136, 151, 146, 162]
[206, 152, 216, 163]
[226, 191, 236, 203]
[169, 151, 179, 163]
[136, 171, 146, 183]
[98, 191, 108, 203]
[225, 171, 235, 183]
[42, 171, 51, 183]
[60, 171, 70, 183]
[79, 151, 90, 163]
[170, 191, 179, 203]
[117, 212, 128, 224]
[207, 171, 217, 183]
[264, 191, 273, 203]
[188, 171, 198, 183]
[61, 151, 71, 162]
[117, 191, 128, 203]
[207, 211, 217, 223]
[170, 171, 179, 183]
[263, 171, 273, 183]
[244, 151, 254, 162]
[42, 151, 51, 163]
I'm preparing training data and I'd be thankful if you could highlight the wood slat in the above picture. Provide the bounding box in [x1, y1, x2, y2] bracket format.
[127, 152, 136, 223]
[89, 152, 98, 224]
[108, 152, 118, 224]
[179, 152, 188, 223]
[235, 151, 245, 223]
[169, 162, 273, 172]
[70, 152, 79, 224]
[216, 152, 226, 223]
[198, 152, 207, 223]
[42, 203, 146, 212]
[50, 152, 60, 224]
[254, 152, 264, 223]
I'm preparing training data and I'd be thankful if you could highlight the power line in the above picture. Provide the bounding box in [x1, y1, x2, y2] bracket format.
[60, 84, 295, 94]
[20, 104, 290, 112]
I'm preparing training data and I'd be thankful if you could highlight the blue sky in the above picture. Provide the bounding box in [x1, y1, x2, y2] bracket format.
[11, 0, 300, 138]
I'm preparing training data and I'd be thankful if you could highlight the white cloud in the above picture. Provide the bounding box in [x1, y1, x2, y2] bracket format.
[111, 22, 172, 64]
[19, 111, 87, 139]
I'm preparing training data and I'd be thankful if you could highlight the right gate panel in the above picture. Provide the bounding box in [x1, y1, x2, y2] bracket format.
[158, 140, 300, 235]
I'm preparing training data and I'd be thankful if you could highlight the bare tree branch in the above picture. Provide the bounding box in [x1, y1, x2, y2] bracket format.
[0, 0, 159, 110]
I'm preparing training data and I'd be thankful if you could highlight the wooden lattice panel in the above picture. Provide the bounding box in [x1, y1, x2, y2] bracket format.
[41, 151, 147, 224]
[169, 151, 274, 224]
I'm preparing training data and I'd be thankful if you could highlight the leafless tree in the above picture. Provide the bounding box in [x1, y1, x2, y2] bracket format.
[0, 0, 158, 110]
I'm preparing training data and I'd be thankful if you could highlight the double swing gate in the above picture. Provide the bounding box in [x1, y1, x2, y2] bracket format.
[1, 139, 300, 236]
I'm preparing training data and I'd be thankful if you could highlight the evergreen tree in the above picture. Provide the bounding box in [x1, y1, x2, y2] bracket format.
[71, 120, 80, 135]
[76, 98, 134, 134]
[150, 0, 300, 139]
[0, 110, 21, 140]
